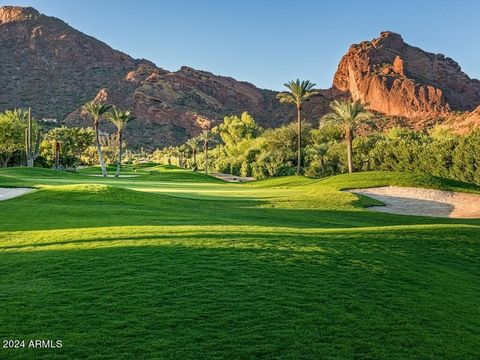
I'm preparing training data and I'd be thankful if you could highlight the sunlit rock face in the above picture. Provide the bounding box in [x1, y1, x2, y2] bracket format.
[332, 31, 480, 117]
[0, 6, 332, 148]
[2, 7, 479, 147]
[0, 6, 141, 119]
[0, 6, 40, 24]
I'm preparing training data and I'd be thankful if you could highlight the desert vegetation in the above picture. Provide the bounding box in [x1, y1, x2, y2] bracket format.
[152, 103, 479, 184]
[0, 82, 479, 360]
[277, 79, 318, 175]
[1, 92, 478, 184]
[0, 102, 136, 177]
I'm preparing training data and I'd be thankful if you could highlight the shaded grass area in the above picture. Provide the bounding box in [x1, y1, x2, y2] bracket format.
[1, 182, 478, 232]
[1, 226, 479, 359]
[0, 166, 479, 359]
[250, 171, 480, 194]
[78, 163, 225, 183]
[0, 174, 32, 188]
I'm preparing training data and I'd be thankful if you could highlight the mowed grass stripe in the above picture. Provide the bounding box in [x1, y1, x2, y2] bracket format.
[0, 165, 479, 359]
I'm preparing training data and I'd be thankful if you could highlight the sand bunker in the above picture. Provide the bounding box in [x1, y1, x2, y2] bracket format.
[348, 186, 480, 218]
[89, 174, 140, 178]
[212, 173, 255, 182]
[0, 188, 34, 201]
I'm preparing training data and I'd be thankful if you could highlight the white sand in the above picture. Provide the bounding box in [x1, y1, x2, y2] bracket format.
[0, 188, 35, 201]
[212, 173, 255, 182]
[347, 186, 480, 218]
[88, 174, 140, 178]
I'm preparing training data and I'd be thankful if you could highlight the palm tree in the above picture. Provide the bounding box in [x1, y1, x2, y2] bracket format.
[199, 130, 214, 174]
[277, 79, 318, 175]
[82, 101, 111, 177]
[185, 137, 199, 170]
[322, 99, 372, 174]
[177, 144, 188, 168]
[105, 106, 135, 177]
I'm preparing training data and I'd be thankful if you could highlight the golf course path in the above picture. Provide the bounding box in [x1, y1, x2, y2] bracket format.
[0, 187, 34, 201]
[348, 186, 480, 218]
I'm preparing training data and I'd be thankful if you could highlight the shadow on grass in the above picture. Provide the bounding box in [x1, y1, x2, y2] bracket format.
[1, 191, 480, 232]
[2, 223, 479, 252]
[0, 234, 479, 359]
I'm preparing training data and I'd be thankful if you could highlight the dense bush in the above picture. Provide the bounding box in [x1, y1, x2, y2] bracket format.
[308, 127, 480, 184]
[0, 109, 39, 167]
[42, 126, 95, 168]
[155, 112, 480, 184]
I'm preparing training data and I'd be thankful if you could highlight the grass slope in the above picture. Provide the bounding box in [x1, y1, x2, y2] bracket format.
[0, 166, 479, 359]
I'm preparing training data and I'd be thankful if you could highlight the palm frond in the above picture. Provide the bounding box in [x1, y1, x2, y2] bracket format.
[277, 79, 318, 107]
[82, 101, 111, 119]
[185, 137, 198, 150]
[104, 106, 135, 130]
[276, 92, 296, 104]
[325, 98, 372, 129]
[199, 129, 214, 142]
[321, 112, 342, 125]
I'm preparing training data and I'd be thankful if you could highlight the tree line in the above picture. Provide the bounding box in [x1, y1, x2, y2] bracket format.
[0, 102, 135, 177]
[1, 79, 479, 184]
[151, 80, 479, 184]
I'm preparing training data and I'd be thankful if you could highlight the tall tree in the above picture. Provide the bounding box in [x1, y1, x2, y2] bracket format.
[82, 101, 111, 177]
[217, 112, 262, 151]
[277, 79, 318, 175]
[199, 130, 214, 174]
[185, 137, 199, 170]
[0, 109, 27, 167]
[177, 144, 188, 168]
[25, 109, 41, 167]
[105, 106, 135, 178]
[322, 99, 372, 174]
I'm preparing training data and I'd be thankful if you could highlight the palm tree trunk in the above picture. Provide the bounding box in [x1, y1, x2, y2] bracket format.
[94, 121, 108, 177]
[204, 141, 208, 174]
[297, 105, 302, 176]
[346, 127, 354, 174]
[116, 129, 122, 178]
[54, 141, 60, 170]
[1, 155, 10, 167]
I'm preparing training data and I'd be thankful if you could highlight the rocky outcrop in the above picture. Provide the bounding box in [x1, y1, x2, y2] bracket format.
[0, 6, 40, 23]
[441, 105, 480, 134]
[64, 65, 329, 148]
[2, 7, 478, 148]
[462, 106, 480, 132]
[332, 31, 480, 117]
[0, 6, 145, 120]
[0, 6, 329, 148]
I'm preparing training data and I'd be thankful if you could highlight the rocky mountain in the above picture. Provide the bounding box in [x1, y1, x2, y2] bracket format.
[0, 6, 146, 119]
[1, 6, 479, 148]
[441, 105, 480, 134]
[0, 6, 328, 148]
[332, 31, 480, 117]
[64, 64, 330, 148]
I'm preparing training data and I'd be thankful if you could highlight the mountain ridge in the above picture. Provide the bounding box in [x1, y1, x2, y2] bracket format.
[1, 6, 479, 148]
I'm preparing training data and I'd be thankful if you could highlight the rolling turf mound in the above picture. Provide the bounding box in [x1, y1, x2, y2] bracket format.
[0, 166, 479, 358]
[249, 171, 480, 193]
[77, 164, 224, 183]
[0, 174, 31, 188]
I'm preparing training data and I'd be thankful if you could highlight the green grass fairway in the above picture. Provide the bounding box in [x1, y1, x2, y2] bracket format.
[0, 165, 479, 359]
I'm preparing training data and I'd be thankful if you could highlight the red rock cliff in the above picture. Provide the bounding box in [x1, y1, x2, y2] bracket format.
[332, 31, 480, 117]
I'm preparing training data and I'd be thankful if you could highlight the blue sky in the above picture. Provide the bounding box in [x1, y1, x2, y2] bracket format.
[2, 0, 479, 90]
